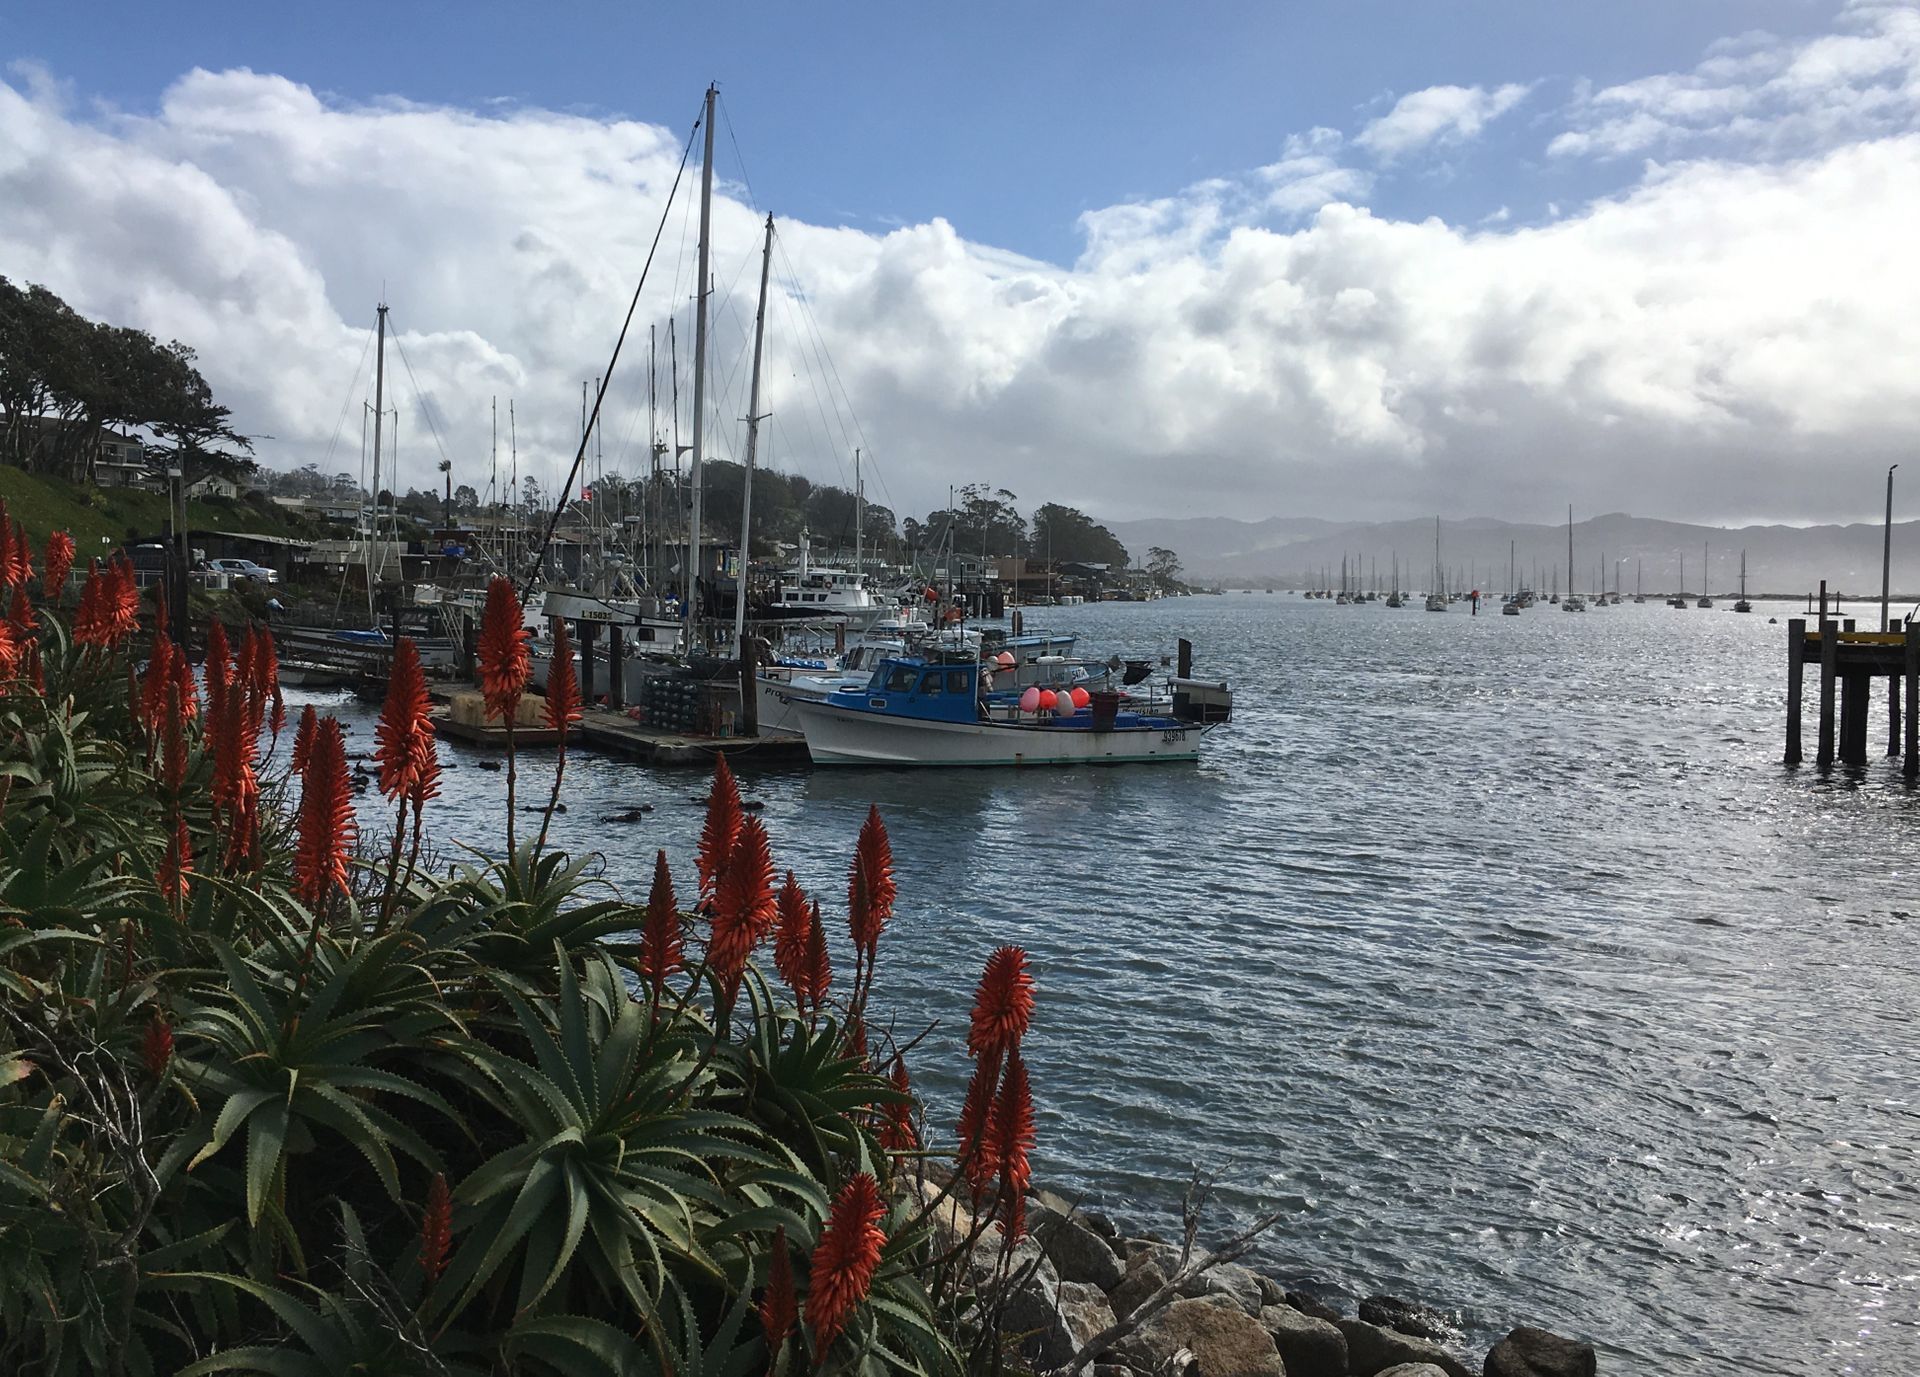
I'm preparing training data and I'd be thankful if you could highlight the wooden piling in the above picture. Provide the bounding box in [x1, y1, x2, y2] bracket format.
[738, 635, 759, 738]
[578, 620, 597, 704]
[608, 627, 625, 711]
[1178, 638, 1194, 680]
[1785, 618, 1805, 764]
[1890, 671, 1901, 757]
[1906, 623, 1919, 780]
[1841, 671, 1868, 765]
[1817, 618, 1838, 766]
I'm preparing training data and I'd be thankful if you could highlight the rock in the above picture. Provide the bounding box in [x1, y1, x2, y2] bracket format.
[1256, 1274, 1289, 1308]
[1359, 1295, 1455, 1343]
[1058, 1279, 1118, 1352]
[1261, 1303, 1349, 1377]
[1116, 1298, 1285, 1377]
[1108, 1257, 1168, 1319]
[1082, 1208, 1121, 1239]
[1376, 1367, 1450, 1377]
[1483, 1326, 1597, 1377]
[477, 759, 502, 771]
[1034, 1207, 1126, 1292]
[981, 1235, 1070, 1367]
[1179, 1261, 1268, 1315]
[740, 799, 764, 812]
[1336, 1318, 1472, 1377]
[1287, 1291, 1345, 1324]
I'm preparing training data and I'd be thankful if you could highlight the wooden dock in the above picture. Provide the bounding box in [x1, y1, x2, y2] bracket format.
[575, 707, 810, 768]
[1784, 617, 1920, 773]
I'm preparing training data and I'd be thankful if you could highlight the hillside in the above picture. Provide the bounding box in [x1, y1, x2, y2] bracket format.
[1104, 510, 1920, 599]
[0, 466, 326, 552]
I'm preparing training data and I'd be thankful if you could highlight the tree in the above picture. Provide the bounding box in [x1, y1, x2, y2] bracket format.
[453, 483, 480, 513]
[1146, 546, 1183, 588]
[1031, 503, 1129, 567]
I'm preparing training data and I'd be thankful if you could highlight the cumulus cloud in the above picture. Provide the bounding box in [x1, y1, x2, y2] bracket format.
[1355, 83, 1530, 162]
[1, 25, 1919, 527]
[1550, 1, 1920, 160]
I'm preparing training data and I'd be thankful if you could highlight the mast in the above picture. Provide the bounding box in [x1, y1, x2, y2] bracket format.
[731, 213, 774, 649]
[854, 448, 863, 582]
[1567, 505, 1574, 601]
[369, 303, 388, 595]
[685, 83, 717, 653]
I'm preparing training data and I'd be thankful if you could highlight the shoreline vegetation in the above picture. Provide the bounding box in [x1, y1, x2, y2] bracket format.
[0, 525, 1598, 1375]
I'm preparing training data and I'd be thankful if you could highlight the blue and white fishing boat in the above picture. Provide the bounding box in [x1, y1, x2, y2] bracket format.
[783, 655, 1226, 766]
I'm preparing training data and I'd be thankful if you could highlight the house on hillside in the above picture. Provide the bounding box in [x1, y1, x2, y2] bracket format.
[185, 473, 242, 500]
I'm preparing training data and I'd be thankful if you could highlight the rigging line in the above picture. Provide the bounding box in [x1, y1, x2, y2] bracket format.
[318, 329, 375, 472]
[385, 323, 455, 477]
[516, 104, 701, 597]
[774, 237, 880, 499]
[769, 285, 852, 491]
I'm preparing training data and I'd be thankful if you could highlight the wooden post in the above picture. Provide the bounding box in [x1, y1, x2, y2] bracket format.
[1785, 618, 1805, 764]
[1818, 618, 1838, 766]
[1905, 623, 1919, 779]
[1177, 638, 1193, 680]
[578, 620, 597, 705]
[1843, 671, 1869, 765]
[1889, 670, 1901, 757]
[738, 633, 759, 738]
[608, 626, 625, 710]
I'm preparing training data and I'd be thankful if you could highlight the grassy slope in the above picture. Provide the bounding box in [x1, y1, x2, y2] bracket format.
[0, 466, 325, 556]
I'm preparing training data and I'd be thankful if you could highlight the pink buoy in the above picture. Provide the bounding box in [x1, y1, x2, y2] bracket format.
[1019, 687, 1042, 713]
[1070, 686, 1091, 708]
[996, 651, 1016, 668]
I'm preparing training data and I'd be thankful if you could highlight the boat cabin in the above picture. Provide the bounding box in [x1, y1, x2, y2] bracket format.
[838, 657, 984, 723]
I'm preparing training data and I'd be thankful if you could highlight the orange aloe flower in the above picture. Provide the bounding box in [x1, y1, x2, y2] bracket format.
[847, 805, 895, 959]
[100, 555, 140, 646]
[42, 530, 74, 598]
[291, 703, 318, 774]
[880, 1056, 920, 1153]
[695, 754, 742, 902]
[141, 1013, 174, 1079]
[799, 898, 832, 1011]
[4, 521, 30, 591]
[71, 560, 105, 644]
[542, 618, 582, 732]
[420, 1172, 452, 1283]
[259, 627, 284, 737]
[159, 815, 192, 905]
[213, 678, 260, 873]
[760, 1226, 797, 1356]
[986, 1049, 1036, 1236]
[967, 945, 1035, 1061]
[707, 814, 775, 1007]
[638, 849, 683, 997]
[376, 638, 440, 804]
[141, 636, 176, 732]
[204, 621, 232, 725]
[806, 1172, 887, 1349]
[476, 576, 529, 723]
[957, 1052, 1001, 1194]
[293, 716, 355, 908]
[772, 870, 811, 996]
[7, 585, 33, 638]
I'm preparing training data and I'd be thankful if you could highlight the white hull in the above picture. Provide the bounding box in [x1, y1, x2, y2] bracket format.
[789, 699, 1206, 767]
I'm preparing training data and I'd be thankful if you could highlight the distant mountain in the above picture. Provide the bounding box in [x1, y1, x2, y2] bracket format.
[1102, 511, 1920, 601]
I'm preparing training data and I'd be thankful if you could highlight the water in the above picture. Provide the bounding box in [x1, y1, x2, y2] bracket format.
[310, 595, 1920, 1375]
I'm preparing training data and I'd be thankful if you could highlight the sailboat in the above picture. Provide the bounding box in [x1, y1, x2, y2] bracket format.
[1735, 550, 1752, 613]
[1386, 553, 1404, 607]
[1562, 507, 1586, 611]
[1696, 542, 1713, 608]
[1634, 559, 1646, 604]
[1668, 555, 1688, 608]
[1424, 519, 1447, 611]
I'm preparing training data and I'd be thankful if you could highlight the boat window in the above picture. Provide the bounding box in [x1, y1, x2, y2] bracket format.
[885, 667, 916, 693]
[918, 672, 944, 695]
[947, 670, 971, 694]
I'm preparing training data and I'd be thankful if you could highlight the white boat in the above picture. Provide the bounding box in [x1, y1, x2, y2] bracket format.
[767, 531, 887, 626]
[1562, 507, 1586, 611]
[785, 655, 1220, 766]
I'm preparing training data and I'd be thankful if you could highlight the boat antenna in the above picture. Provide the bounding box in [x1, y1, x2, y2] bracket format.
[516, 97, 701, 599]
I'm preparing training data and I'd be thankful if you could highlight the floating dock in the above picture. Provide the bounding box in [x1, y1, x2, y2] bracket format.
[574, 707, 810, 768]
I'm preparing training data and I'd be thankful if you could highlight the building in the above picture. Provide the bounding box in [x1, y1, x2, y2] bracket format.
[185, 473, 243, 500]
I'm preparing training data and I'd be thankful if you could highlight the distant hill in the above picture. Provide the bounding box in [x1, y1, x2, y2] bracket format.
[1103, 511, 1920, 600]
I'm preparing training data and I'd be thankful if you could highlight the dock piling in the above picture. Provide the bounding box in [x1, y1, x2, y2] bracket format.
[608, 626, 625, 711]
[1907, 624, 1919, 780]
[1785, 618, 1805, 764]
[1817, 619, 1838, 767]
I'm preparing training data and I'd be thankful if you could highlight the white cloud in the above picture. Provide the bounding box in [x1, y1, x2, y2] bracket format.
[2, 46, 1919, 527]
[1355, 83, 1530, 163]
[1551, 1, 1920, 160]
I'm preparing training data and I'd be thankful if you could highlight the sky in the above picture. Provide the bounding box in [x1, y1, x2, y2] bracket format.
[3, 0, 1919, 528]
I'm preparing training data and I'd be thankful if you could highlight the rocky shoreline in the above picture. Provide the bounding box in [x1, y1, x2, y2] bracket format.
[919, 1169, 1600, 1377]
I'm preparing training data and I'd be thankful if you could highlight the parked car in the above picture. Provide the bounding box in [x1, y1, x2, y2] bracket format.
[205, 557, 279, 585]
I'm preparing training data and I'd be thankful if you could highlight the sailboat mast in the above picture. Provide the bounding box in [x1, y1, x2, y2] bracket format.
[854, 448, 863, 582]
[370, 303, 388, 594]
[1567, 505, 1573, 601]
[685, 83, 717, 653]
[732, 214, 774, 649]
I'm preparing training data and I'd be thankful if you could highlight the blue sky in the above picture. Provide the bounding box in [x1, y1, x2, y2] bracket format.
[3, 1, 1917, 526]
[7, 1, 1839, 260]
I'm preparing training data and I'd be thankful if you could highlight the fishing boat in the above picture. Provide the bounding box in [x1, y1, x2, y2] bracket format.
[784, 654, 1224, 766]
[1735, 550, 1752, 613]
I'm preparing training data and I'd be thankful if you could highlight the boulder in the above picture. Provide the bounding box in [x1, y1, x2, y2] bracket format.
[1483, 1327, 1597, 1377]
[1359, 1295, 1455, 1343]
[1336, 1319, 1473, 1377]
[1082, 1208, 1121, 1240]
[1376, 1367, 1450, 1377]
[1261, 1303, 1349, 1377]
[1255, 1274, 1289, 1308]
[1179, 1261, 1269, 1316]
[1034, 1206, 1127, 1292]
[1117, 1297, 1287, 1377]
[1287, 1290, 1346, 1324]
[1058, 1280, 1118, 1354]
[1108, 1257, 1168, 1319]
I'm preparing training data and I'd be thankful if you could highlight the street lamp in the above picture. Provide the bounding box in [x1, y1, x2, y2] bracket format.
[1883, 463, 1899, 632]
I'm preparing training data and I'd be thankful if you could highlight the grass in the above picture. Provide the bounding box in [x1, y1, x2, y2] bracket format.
[0, 464, 327, 555]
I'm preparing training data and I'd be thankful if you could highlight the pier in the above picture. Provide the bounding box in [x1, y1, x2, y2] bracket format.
[1783, 617, 1920, 773]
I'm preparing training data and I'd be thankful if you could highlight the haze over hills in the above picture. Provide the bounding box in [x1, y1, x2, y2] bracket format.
[1102, 512, 1920, 601]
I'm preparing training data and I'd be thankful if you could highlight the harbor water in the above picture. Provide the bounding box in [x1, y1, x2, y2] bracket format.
[312, 594, 1918, 1375]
